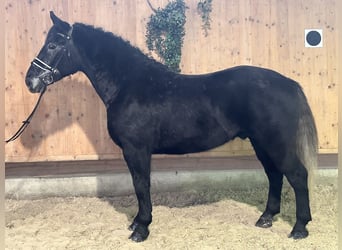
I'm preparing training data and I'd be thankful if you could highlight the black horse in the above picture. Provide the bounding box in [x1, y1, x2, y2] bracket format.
[25, 12, 317, 242]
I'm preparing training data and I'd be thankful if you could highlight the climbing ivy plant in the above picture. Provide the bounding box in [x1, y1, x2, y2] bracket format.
[197, 0, 213, 37]
[145, 0, 187, 72]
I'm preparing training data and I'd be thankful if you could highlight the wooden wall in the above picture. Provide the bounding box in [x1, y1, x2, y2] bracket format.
[5, 0, 338, 162]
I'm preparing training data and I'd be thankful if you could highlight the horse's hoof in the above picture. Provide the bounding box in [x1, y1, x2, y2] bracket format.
[255, 216, 273, 228]
[129, 228, 150, 242]
[128, 222, 149, 242]
[129, 231, 145, 242]
[289, 230, 309, 239]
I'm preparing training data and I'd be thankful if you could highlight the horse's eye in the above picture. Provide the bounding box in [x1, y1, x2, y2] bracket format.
[48, 43, 57, 50]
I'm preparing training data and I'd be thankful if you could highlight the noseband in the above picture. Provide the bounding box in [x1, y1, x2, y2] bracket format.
[31, 57, 62, 85]
[31, 29, 73, 86]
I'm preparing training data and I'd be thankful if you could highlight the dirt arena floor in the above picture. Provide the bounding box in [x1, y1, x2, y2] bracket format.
[6, 179, 337, 250]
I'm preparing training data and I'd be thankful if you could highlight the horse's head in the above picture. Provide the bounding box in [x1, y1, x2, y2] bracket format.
[25, 11, 80, 93]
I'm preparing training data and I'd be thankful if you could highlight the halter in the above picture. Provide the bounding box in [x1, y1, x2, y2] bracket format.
[31, 29, 73, 87]
[5, 28, 73, 143]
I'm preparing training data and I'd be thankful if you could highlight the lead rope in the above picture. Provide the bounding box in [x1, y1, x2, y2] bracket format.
[5, 88, 46, 143]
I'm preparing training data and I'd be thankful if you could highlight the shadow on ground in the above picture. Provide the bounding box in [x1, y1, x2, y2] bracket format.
[102, 182, 297, 227]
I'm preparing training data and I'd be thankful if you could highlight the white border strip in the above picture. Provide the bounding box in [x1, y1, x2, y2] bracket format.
[5, 169, 337, 199]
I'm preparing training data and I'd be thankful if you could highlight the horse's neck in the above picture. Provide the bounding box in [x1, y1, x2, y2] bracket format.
[81, 66, 120, 108]
[77, 42, 125, 108]
[73, 24, 169, 107]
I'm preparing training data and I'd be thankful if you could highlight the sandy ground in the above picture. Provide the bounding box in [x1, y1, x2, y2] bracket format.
[6, 181, 337, 250]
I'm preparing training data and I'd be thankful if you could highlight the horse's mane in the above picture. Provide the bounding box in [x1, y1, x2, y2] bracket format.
[72, 23, 173, 75]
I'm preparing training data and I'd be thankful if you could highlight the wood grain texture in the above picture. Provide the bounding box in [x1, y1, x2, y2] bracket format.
[5, 0, 337, 162]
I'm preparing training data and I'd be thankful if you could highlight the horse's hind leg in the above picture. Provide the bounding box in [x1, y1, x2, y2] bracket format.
[251, 139, 311, 239]
[283, 158, 311, 239]
[251, 140, 283, 228]
[122, 144, 152, 242]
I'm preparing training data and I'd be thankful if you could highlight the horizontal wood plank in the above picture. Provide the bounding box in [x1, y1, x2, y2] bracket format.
[6, 154, 337, 178]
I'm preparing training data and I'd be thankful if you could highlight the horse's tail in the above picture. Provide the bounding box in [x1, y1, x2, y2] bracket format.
[296, 90, 318, 193]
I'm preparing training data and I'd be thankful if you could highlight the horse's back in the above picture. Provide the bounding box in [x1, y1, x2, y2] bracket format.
[198, 65, 304, 124]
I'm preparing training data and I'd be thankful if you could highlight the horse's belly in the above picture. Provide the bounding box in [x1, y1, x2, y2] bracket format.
[154, 126, 233, 154]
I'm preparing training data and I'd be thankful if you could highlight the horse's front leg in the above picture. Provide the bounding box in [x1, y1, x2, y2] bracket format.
[123, 145, 152, 242]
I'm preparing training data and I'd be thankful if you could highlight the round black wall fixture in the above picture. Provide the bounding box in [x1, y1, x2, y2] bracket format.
[305, 29, 323, 47]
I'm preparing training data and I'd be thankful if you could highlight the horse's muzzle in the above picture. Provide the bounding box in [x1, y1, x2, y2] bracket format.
[25, 76, 47, 93]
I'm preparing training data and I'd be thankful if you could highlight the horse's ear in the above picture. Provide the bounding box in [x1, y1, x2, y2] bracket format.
[50, 11, 71, 32]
